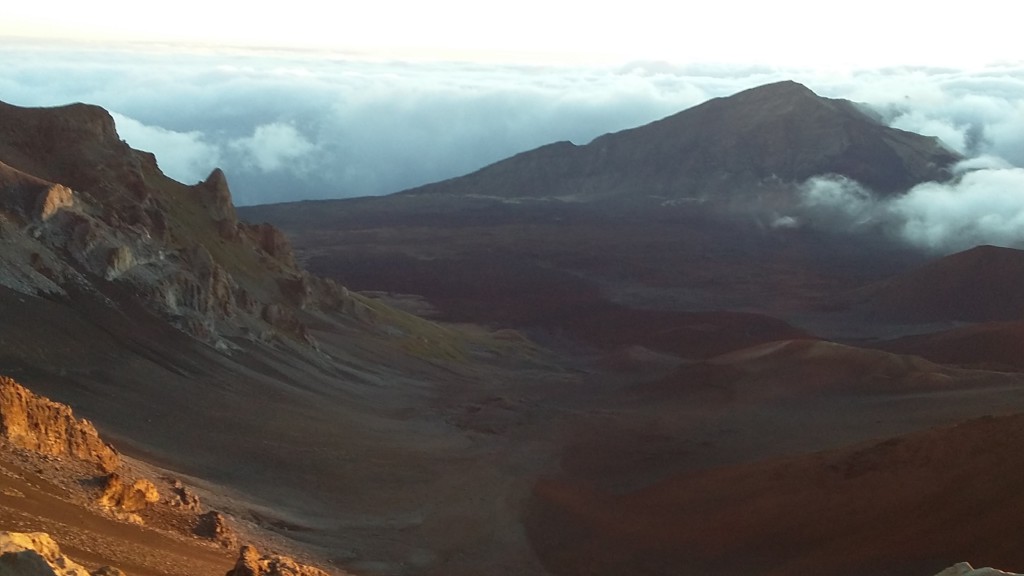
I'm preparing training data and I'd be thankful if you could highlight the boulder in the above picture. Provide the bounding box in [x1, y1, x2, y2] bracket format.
[935, 563, 1020, 576]
[168, 479, 202, 512]
[225, 545, 333, 576]
[0, 531, 122, 576]
[195, 511, 237, 549]
[98, 473, 159, 513]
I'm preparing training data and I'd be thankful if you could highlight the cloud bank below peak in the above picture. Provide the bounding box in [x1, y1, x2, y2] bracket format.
[2, 44, 730, 204]
[784, 161, 1024, 254]
[1, 43, 1023, 244]
[894, 166, 1024, 252]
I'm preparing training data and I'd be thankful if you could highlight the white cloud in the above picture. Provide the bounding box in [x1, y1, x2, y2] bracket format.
[791, 166, 1024, 254]
[801, 176, 874, 217]
[790, 175, 884, 234]
[110, 112, 220, 183]
[0, 43, 768, 204]
[953, 155, 1013, 173]
[892, 167, 1024, 252]
[820, 66, 1024, 164]
[230, 123, 315, 173]
[2, 41, 1024, 210]
[889, 111, 971, 154]
[770, 215, 799, 229]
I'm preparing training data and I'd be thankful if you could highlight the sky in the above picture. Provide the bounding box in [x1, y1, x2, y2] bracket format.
[1, 2, 1024, 252]
[2, 2, 1020, 68]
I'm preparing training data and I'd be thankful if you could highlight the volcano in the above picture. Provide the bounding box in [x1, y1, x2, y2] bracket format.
[394, 80, 960, 202]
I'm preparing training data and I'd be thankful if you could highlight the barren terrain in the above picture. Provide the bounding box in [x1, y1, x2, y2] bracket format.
[238, 194, 1024, 575]
[4, 83, 1024, 576]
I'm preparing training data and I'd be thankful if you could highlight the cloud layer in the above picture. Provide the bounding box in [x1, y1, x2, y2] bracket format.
[0, 42, 733, 203]
[1, 41, 1023, 253]
[788, 163, 1024, 254]
[893, 167, 1024, 252]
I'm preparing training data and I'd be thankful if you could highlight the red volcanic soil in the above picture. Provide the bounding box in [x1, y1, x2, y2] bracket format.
[0, 445, 236, 576]
[633, 339, 977, 406]
[294, 231, 813, 359]
[858, 245, 1024, 323]
[541, 304, 812, 359]
[526, 413, 1024, 576]
[873, 321, 1024, 371]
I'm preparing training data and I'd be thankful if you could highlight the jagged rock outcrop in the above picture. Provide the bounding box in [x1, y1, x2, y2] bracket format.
[0, 99, 362, 350]
[198, 168, 239, 225]
[168, 479, 202, 512]
[195, 511, 237, 549]
[97, 473, 160, 513]
[225, 545, 334, 576]
[244, 223, 297, 268]
[34, 184, 74, 222]
[936, 563, 1020, 576]
[0, 160, 58, 222]
[0, 531, 123, 576]
[0, 376, 119, 472]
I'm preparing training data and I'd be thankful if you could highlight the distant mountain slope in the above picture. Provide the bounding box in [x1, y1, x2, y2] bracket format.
[856, 245, 1024, 323]
[875, 321, 1024, 371]
[401, 80, 959, 201]
[239, 82, 957, 342]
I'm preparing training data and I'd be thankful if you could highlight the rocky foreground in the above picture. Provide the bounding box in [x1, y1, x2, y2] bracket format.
[0, 374, 340, 575]
[0, 531, 334, 576]
[0, 531, 121, 576]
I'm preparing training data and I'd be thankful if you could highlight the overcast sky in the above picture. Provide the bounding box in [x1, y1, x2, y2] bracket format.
[1, 3, 1023, 251]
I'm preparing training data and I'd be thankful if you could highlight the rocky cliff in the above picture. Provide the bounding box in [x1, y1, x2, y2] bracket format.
[0, 376, 118, 472]
[0, 100, 350, 349]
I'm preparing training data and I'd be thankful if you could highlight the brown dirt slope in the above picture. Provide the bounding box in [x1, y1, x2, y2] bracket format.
[872, 321, 1024, 371]
[0, 456, 234, 576]
[856, 245, 1024, 323]
[526, 412, 1024, 576]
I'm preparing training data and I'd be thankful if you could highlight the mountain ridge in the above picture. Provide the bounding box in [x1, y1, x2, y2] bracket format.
[397, 80, 959, 202]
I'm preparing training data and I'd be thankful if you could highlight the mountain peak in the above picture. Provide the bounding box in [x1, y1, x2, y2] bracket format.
[732, 79, 817, 99]
[199, 167, 237, 222]
[407, 81, 960, 201]
[716, 80, 836, 117]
